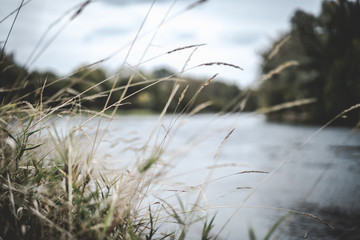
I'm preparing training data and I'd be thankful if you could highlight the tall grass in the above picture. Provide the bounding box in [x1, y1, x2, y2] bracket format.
[1, 59, 247, 239]
[0, 56, 220, 240]
[2, 0, 356, 239]
[0, 1, 244, 239]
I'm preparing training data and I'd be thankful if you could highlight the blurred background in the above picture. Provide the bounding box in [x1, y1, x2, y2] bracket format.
[0, 0, 323, 87]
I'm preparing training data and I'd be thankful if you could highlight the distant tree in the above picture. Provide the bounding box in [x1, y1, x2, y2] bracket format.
[257, 0, 360, 125]
[1, 55, 248, 114]
[0, 53, 29, 103]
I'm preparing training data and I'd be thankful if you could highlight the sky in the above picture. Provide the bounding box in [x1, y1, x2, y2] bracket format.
[0, 0, 324, 87]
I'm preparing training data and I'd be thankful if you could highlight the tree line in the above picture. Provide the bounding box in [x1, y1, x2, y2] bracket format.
[1, 0, 359, 126]
[257, 0, 360, 126]
[0, 54, 257, 115]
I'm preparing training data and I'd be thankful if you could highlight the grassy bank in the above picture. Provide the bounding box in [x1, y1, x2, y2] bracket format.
[0, 86, 223, 240]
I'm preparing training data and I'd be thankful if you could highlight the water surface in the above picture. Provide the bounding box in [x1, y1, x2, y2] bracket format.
[57, 113, 360, 239]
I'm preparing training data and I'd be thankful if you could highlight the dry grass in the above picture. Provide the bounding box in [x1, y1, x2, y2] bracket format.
[2, 1, 357, 240]
[0, 1, 242, 239]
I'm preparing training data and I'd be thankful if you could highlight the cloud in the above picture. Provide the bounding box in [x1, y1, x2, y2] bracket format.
[91, 26, 131, 37]
[175, 31, 196, 40]
[228, 32, 262, 45]
[83, 26, 133, 44]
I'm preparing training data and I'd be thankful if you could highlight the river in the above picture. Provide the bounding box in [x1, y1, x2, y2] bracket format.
[55, 113, 360, 239]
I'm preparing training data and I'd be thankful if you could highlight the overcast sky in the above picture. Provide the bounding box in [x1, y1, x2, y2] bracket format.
[0, 0, 324, 87]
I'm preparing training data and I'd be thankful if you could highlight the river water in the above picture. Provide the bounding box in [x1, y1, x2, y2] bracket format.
[56, 113, 360, 239]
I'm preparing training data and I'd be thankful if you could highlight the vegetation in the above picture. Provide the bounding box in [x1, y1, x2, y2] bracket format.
[1, 0, 359, 239]
[257, 0, 360, 125]
[0, 53, 252, 115]
[0, 57, 226, 239]
[0, 6, 252, 234]
[1, 47, 249, 239]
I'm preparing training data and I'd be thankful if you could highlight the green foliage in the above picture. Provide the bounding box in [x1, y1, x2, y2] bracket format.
[247, 214, 289, 240]
[201, 214, 216, 240]
[0, 54, 29, 104]
[248, 227, 256, 240]
[138, 155, 159, 173]
[263, 214, 289, 240]
[258, 0, 360, 125]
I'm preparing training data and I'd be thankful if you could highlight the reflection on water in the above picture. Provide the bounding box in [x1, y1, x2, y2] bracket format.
[56, 113, 360, 239]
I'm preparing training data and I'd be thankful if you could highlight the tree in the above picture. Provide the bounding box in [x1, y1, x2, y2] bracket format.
[257, 0, 360, 125]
